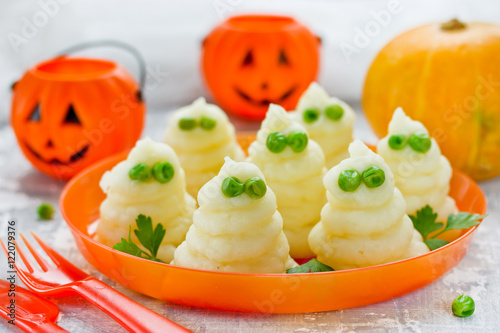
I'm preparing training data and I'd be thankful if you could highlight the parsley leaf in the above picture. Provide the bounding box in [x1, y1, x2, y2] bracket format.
[286, 258, 334, 274]
[113, 215, 166, 263]
[424, 238, 449, 251]
[444, 212, 485, 231]
[112, 226, 143, 257]
[410, 206, 486, 251]
[409, 205, 442, 239]
[134, 214, 166, 258]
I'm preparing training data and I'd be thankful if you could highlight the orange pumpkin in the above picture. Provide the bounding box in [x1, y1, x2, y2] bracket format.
[202, 15, 320, 121]
[11, 57, 145, 180]
[363, 19, 500, 181]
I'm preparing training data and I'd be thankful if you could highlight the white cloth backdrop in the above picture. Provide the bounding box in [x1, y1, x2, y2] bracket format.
[1, 0, 499, 123]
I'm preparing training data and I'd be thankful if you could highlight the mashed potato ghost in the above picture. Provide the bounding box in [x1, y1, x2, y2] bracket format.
[377, 108, 458, 228]
[164, 97, 245, 198]
[97, 138, 196, 263]
[247, 104, 327, 258]
[294, 82, 355, 168]
[308, 140, 429, 270]
[172, 157, 296, 273]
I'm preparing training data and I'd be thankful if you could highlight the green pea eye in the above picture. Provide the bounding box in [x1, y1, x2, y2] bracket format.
[409, 132, 431, 153]
[200, 116, 216, 130]
[129, 163, 152, 181]
[152, 161, 175, 183]
[287, 131, 308, 153]
[221, 177, 244, 198]
[303, 108, 320, 123]
[338, 169, 361, 192]
[362, 166, 385, 188]
[266, 131, 288, 153]
[452, 295, 475, 317]
[325, 104, 344, 121]
[244, 177, 267, 199]
[388, 134, 408, 150]
[178, 117, 197, 130]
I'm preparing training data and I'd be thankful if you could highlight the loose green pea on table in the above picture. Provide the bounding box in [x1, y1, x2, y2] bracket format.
[37, 203, 54, 220]
[452, 295, 475, 317]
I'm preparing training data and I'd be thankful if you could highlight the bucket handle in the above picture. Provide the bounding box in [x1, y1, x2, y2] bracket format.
[56, 40, 146, 101]
[10, 40, 147, 101]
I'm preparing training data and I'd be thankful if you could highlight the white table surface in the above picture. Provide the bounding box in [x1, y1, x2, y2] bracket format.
[0, 108, 499, 333]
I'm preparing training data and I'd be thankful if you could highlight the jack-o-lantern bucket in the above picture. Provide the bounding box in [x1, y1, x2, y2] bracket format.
[11, 41, 146, 180]
[202, 15, 321, 120]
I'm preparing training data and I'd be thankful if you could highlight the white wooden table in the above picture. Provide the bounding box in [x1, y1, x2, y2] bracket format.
[0, 109, 499, 333]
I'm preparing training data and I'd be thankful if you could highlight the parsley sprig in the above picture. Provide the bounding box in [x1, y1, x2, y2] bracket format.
[410, 206, 486, 250]
[286, 258, 334, 274]
[113, 214, 166, 263]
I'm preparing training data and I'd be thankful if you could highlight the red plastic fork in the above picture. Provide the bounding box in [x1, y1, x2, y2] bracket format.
[0, 232, 191, 333]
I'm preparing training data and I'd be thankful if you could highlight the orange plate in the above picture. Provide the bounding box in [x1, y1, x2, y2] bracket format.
[60, 134, 487, 313]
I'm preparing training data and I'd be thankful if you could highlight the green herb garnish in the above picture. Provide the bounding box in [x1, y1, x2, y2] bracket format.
[286, 258, 334, 274]
[410, 205, 486, 250]
[113, 215, 166, 262]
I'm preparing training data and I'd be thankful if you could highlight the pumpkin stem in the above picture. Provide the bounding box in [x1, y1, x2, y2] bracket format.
[441, 18, 467, 31]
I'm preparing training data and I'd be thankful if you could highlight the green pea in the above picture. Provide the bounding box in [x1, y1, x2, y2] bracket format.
[129, 163, 152, 181]
[452, 295, 475, 317]
[325, 104, 344, 121]
[37, 203, 54, 220]
[287, 131, 308, 153]
[244, 177, 267, 199]
[338, 169, 361, 192]
[152, 161, 175, 183]
[388, 134, 408, 150]
[200, 116, 216, 130]
[409, 132, 432, 153]
[266, 132, 288, 153]
[178, 117, 197, 130]
[221, 177, 244, 198]
[362, 166, 385, 188]
[303, 108, 320, 123]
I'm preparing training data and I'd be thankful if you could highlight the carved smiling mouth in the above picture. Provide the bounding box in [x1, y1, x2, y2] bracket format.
[234, 86, 297, 107]
[25, 143, 90, 165]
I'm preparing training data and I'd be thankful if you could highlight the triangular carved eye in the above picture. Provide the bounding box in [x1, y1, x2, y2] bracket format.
[63, 105, 81, 124]
[278, 50, 289, 65]
[242, 50, 254, 66]
[28, 104, 41, 121]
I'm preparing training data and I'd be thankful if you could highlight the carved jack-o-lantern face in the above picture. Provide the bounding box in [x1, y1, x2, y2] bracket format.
[23, 102, 89, 166]
[202, 15, 320, 120]
[11, 57, 145, 179]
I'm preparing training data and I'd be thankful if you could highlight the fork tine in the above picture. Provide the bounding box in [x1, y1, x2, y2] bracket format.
[20, 233, 49, 272]
[30, 232, 87, 276]
[30, 231, 63, 266]
[0, 238, 35, 274]
[14, 265, 39, 291]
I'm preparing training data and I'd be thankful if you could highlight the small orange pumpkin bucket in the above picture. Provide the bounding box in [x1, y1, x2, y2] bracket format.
[10, 41, 146, 180]
[201, 15, 321, 121]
